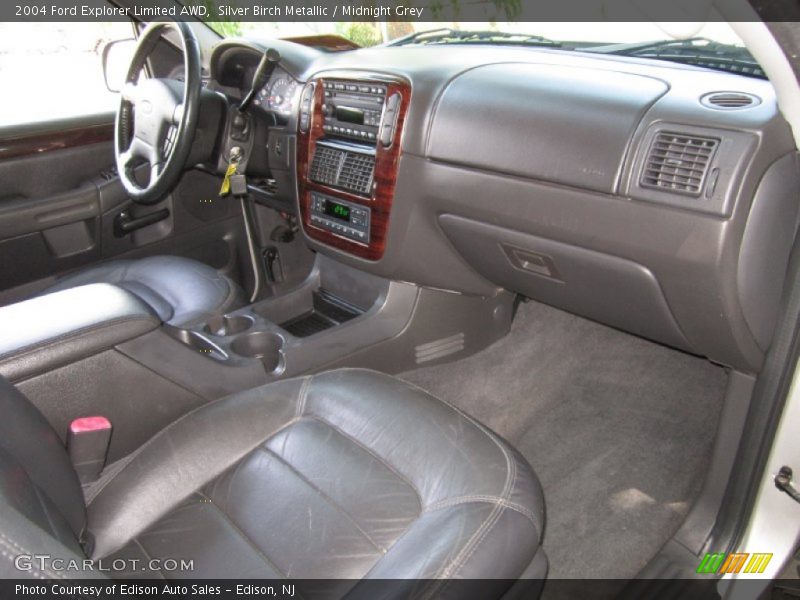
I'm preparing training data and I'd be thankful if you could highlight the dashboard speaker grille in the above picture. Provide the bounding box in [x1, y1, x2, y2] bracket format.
[309, 145, 375, 196]
[641, 132, 719, 196]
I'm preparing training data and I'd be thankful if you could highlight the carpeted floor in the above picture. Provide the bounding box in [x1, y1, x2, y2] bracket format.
[400, 299, 727, 581]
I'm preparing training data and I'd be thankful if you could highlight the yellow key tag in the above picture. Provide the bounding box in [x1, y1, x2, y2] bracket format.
[219, 162, 238, 197]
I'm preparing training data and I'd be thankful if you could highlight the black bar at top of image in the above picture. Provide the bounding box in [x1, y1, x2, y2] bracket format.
[1, 0, 800, 23]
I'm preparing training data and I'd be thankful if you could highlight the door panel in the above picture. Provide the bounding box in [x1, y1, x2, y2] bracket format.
[0, 120, 113, 295]
[0, 121, 113, 162]
[0, 116, 249, 306]
[0, 183, 99, 240]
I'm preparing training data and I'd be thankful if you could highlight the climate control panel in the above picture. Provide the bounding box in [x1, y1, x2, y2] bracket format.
[309, 192, 371, 243]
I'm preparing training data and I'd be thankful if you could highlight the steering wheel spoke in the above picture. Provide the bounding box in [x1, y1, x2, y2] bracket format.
[119, 147, 138, 171]
[148, 161, 165, 189]
[121, 82, 140, 105]
[172, 103, 185, 126]
[114, 20, 201, 205]
[120, 136, 150, 167]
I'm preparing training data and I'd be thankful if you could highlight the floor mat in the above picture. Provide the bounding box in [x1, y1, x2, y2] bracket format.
[400, 299, 727, 580]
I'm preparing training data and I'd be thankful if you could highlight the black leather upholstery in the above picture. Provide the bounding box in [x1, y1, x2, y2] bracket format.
[0, 377, 86, 554]
[0, 284, 159, 383]
[0, 369, 546, 593]
[42, 255, 244, 327]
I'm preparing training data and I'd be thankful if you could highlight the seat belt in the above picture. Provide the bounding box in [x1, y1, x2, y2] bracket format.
[67, 416, 112, 484]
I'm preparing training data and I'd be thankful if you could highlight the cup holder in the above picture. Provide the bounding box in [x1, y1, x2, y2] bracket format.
[204, 314, 254, 337]
[230, 331, 284, 372]
[166, 328, 228, 361]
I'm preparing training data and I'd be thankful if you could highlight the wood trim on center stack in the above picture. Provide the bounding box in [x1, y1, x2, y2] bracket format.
[297, 73, 411, 261]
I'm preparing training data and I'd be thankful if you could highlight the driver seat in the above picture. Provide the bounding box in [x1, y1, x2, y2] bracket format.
[39, 255, 245, 327]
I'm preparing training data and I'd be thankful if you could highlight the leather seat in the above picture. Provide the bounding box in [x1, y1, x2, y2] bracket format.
[40, 255, 244, 327]
[0, 369, 546, 596]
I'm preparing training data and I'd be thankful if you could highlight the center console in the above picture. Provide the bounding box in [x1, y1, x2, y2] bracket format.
[0, 284, 159, 383]
[296, 72, 411, 260]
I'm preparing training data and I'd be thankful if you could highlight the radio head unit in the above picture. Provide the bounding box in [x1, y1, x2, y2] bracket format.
[321, 81, 387, 143]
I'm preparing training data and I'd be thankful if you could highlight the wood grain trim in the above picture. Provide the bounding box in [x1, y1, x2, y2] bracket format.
[297, 75, 411, 261]
[0, 123, 114, 162]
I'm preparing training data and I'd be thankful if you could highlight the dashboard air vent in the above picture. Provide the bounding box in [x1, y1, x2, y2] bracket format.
[309, 145, 375, 196]
[641, 132, 719, 196]
[309, 145, 343, 188]
[339, 152, 375, 195]
[701, 92, 760, 110]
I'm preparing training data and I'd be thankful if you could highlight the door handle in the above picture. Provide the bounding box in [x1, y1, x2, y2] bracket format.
[113, 208, 169, 237]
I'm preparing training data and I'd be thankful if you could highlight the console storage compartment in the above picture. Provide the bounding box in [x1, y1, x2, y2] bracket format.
[250, 254, 382, 340]
[277, 289, 364, 338]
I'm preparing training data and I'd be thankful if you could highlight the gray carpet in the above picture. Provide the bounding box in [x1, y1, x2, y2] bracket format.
[400, 299, 727, 581]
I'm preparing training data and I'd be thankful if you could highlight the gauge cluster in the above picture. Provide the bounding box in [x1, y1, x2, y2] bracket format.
[208, 44, 301, 119]
[254, 69, 300, 116]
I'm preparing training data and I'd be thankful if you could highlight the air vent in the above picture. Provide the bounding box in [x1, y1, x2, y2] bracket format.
[309, 145, 343, 187]
[640, 132, 719, 196]
[339, 152, 375, 195]
[309, 145, 375, 196]
[701, 92, 760, 110]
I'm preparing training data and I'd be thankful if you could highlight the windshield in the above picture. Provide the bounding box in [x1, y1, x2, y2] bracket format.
[202, 20, 761, 78]
[207, 21, 745, 46]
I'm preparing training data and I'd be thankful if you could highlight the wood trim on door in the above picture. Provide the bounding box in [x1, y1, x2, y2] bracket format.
[0, 123, 114, 162]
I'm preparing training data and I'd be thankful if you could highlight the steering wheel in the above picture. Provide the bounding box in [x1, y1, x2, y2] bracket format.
[115, 20, 202, 205]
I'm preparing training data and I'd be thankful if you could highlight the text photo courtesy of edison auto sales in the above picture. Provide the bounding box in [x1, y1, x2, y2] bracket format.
[17, 583, 299, 597]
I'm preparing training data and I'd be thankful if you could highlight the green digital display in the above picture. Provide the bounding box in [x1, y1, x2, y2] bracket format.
[324, 200, 351, 222]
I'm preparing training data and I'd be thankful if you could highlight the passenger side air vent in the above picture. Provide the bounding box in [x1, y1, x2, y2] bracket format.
[701, 91, 760, 110]
[309, 144, 375, 196]
[339, 152, 375, 195]
[640, 132, 719, 196]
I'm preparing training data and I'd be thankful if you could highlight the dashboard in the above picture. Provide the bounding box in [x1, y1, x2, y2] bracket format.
[209, 47, 302, 119]
[208, 39, 800, 376]
[253, 69, 300, 115]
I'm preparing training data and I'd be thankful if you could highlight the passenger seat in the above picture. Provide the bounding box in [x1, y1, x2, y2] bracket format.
[0, 369, 546, 597]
